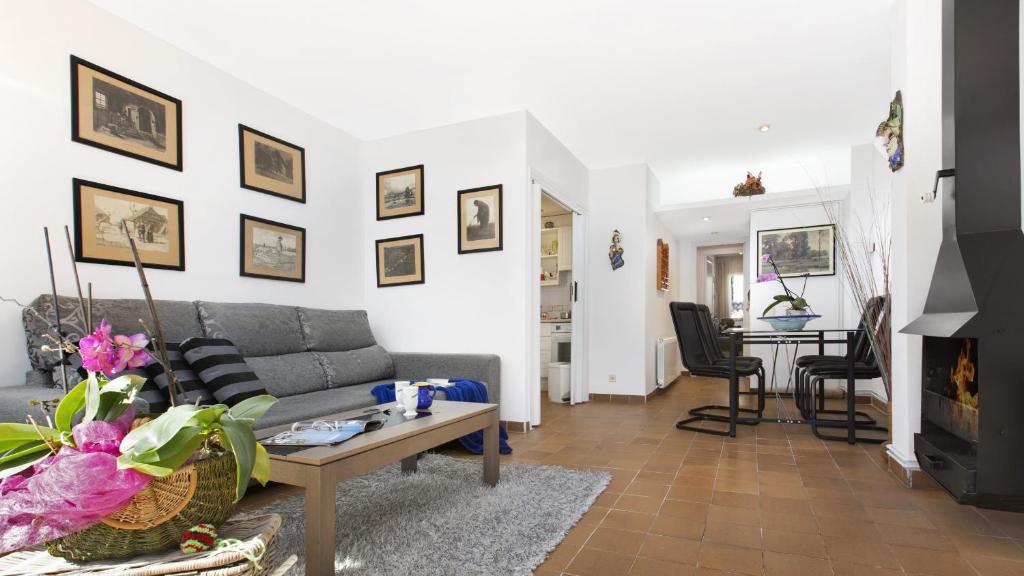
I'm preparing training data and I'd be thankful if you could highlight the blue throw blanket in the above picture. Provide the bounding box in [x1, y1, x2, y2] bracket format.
[371, 380, 512, 455]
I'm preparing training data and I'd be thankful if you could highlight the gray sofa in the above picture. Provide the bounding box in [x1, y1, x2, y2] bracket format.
[5, 295, 499, 429]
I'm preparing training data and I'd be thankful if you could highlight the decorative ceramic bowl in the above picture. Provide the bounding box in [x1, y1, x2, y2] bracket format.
[757, 314, 821, 332]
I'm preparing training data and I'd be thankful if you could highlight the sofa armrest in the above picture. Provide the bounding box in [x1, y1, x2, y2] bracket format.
[0, 385, 65, 424]
[390, 352, 501, 405]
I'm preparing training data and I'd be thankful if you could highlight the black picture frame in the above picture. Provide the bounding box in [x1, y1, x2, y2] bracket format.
[70, 55, 183, 171]
[375, 234, 425, 287]
[238, 124, 307, 203]
[239, 214, 306, 283]
[756, 224, 836, 278]
[376, 164, 425, 220]
[72, 178, 185, 271]
[457, 184, 503, 254]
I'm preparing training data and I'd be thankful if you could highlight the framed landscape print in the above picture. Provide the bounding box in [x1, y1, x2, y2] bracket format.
[457, 184, 503, 254]
[240, 215, 306, 283]
[70, 56, 182, 171]
[72, 178, 184, 270]
[238, 124, 306, 203]
[376, 165, 424, 220]
[376, 234, 424, 287]
[757, 224, 836, 278]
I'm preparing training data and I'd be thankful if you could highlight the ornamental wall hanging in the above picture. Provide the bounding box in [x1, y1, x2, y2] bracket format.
[876, 90, 904, 172]
[609, 230, 624, 270]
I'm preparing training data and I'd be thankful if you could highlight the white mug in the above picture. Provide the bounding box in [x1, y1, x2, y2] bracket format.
[398, 386, 419, 416]
[394, 381, 411, 408]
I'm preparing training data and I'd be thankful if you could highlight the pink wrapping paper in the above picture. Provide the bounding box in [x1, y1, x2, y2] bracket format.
[0, 409, 151, 554]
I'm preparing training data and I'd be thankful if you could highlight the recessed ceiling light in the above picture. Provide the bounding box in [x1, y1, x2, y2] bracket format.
[702, 217, 711, 222]
[758, 123, 771, 133]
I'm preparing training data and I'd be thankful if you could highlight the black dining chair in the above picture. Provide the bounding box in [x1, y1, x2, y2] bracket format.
[695, 304, 766, 418]
[804, 333, 888, 443]
[792, 297, 886, 424]
[670, 302, 764, 436]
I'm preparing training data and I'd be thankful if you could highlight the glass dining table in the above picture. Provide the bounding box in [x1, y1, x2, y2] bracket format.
[711, 328, 867, 440]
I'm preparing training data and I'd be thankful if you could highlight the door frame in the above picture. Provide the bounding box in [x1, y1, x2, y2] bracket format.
[527, 170, 588, 427]
[695, 243, 745, 314]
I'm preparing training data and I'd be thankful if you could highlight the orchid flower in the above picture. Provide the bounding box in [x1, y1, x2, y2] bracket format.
[77, 320, 151, 377]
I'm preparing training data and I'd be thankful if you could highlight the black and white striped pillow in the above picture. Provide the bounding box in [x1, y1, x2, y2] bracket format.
[178, 338, 265, 406]
[66, 354, 171, 414]
[144, 343, 215, 408]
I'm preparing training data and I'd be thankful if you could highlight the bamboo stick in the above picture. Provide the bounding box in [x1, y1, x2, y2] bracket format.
[63, 226, 89, 331]
[122, 222, 179, 406]
[43, 227, 69, 394]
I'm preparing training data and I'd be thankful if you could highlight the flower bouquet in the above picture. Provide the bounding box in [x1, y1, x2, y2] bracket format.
[0, 225, 277, 561]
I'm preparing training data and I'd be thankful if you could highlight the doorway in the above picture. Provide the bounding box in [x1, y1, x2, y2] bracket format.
[529, 176, 588, 428]
[696, 244, 746, 329]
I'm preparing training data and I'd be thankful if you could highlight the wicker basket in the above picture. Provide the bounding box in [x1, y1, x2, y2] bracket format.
[46, 451, 238, 562]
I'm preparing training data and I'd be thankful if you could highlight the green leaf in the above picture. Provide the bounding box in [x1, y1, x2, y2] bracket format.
[0, 441, 50, 465]
[792, 297, 808, 309]
[116, 456, 177, 477]
[762, 298, 790, 316]
[120, 404, 205, 454]
[216, 416, 259, 502]
[118, 430, 207, 477]
[84, 373, 101, 423]
[55, 380, 88, 432]
[227, 395, 277, 425]
[772, 294, 794, 301]
[0, 423, 61, 445]
[0, 449, 51, 479]
[127, 426, 207, 464]
[252, 442, 271, 486]
[94, 374, 147, 422]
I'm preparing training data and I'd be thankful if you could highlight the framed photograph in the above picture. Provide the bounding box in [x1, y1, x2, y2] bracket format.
[240, 214, 306, 283]
[376, 165, 424, 220]
[457, 184, 503, 254]
[70, 56, 182, 171]
[72, 178, 184, 270]
[376, 234, 424, 287]
[238, 124, 306, 203]
[757, 224, 836, 278]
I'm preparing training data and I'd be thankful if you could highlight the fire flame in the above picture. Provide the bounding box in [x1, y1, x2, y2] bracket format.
[948, 339, 978, 409]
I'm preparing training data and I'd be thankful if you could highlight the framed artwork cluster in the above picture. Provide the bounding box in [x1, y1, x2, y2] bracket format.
[373, 165, 504, 288]
[69, 55, 307, 283]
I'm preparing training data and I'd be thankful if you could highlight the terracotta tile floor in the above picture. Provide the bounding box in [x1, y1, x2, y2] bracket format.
[503, 376, 1024, 576]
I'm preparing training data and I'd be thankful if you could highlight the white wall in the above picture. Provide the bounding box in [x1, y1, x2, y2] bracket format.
[845, 143, 894, 402]
[0, 0, 363, 386]
[645, 168, 680, 393]
[887, 0, 944, 470]
[362, 112, 531, 422]
[749, 203, 847, 389]
[587, 165, 648, 396]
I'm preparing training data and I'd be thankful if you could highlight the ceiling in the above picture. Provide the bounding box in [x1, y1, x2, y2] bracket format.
[90, 0, 894, 205]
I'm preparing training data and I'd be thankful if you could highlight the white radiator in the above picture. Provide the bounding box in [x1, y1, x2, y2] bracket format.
[656, 336, 682, 388]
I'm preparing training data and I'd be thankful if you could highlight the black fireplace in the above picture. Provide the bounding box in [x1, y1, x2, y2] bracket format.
[902, 0, 1024, 511]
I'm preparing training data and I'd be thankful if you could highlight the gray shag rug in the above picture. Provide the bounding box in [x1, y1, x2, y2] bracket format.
[244, 454, 609, 575]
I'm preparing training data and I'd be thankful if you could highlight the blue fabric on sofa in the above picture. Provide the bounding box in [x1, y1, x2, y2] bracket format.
[371, 380, 512, 455]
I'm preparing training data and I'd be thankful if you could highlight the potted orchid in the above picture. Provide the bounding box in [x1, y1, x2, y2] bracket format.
[758, 253, 815, 321]
[0, 318, 276, 560]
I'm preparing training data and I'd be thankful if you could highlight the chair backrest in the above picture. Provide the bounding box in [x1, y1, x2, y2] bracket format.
[669, 302, 717, 371]
[695, 304, 726, 362]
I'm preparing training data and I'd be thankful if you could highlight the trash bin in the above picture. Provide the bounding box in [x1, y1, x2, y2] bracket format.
[547, 362, 571, 403]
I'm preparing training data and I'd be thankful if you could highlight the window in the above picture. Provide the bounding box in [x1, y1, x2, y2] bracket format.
[94, 91, 107, 110]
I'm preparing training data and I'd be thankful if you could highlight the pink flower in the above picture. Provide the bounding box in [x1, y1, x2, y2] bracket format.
[760, 254, 772, 263]
[757, 273, 779, 283]
[77, 320, 150, 377]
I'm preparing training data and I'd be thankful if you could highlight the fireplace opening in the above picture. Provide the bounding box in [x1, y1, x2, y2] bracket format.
[922, 337, 979, 444]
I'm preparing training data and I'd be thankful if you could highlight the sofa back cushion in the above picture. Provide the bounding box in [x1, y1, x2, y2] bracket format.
[23, 295, 202, 384]
[245, 352, 327, 397]
[298, 308, 376, 352]
[316, 345, 395, 388]
[197, 302, 305, 357]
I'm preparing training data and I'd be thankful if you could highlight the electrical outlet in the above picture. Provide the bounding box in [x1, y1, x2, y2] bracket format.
[608, 374, 617, 383]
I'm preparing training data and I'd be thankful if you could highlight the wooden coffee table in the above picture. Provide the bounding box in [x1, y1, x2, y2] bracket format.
[258, 400, 500, 576]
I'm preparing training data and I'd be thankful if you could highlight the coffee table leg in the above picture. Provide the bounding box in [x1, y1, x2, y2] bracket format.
[401, 455, 418, 474]
[483, 411, 499, 486]
[305, 471, 336, 576]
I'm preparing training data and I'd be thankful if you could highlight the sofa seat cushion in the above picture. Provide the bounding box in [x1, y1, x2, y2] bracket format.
[180, 338, 266, 406]
[256, 381, 390, 429]
[316, 345, 395, 388]
[245, 352, 327, 398]
[298, 308, 376, 352]
[197, 302, 305, 357]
